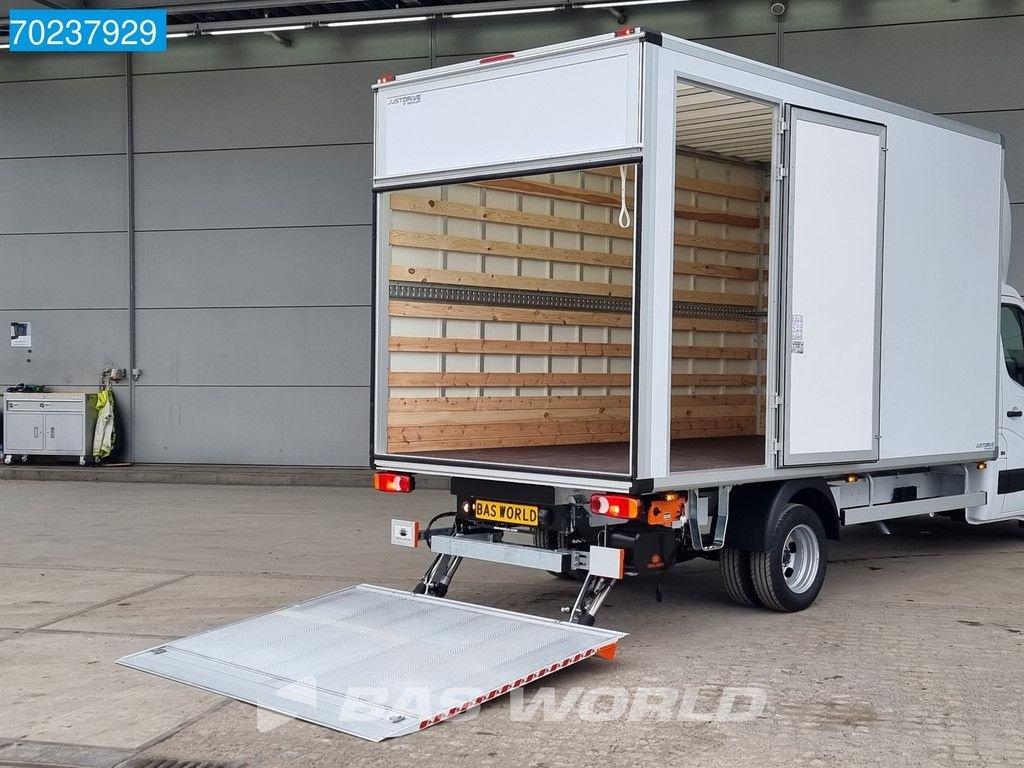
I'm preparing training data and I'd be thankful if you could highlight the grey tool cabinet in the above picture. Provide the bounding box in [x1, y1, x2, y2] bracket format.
[2, 392, 98, 466]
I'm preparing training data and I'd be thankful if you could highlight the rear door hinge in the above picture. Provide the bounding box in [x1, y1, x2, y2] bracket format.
[778, 118, 788, 134]
[776, 166, 788, 181]
[770, 393, 783, 408]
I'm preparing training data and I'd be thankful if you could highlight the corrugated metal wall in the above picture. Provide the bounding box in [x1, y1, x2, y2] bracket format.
[1, 0, 1022, 466]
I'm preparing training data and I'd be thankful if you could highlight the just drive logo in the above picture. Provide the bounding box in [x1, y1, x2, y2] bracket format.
[387, 94, 422, 106]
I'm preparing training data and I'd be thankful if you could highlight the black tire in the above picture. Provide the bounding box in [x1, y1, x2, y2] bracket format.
[719, 547, 760, 607]
[750, 503, 827, 612]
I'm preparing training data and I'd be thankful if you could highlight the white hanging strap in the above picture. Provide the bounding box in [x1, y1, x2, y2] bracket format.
[618, 165, 631, 229]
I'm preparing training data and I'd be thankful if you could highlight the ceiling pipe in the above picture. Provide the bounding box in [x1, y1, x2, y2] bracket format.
[264, 30, 292, 46]
[605, 6, 627, 23]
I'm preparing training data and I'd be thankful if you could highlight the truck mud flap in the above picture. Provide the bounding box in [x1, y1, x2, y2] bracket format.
[118, 584, 626, 742]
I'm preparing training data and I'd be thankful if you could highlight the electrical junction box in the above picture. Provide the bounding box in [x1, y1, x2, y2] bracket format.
[391, 519, 419, 548]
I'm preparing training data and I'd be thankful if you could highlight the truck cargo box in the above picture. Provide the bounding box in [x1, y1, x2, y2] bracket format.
[371, 29, 1004, 493]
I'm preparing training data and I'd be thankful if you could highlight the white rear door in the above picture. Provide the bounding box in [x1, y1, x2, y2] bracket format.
[781, 108, 885, 466]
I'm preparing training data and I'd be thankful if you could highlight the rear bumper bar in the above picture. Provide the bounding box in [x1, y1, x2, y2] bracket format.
[430, 533, 588, 573]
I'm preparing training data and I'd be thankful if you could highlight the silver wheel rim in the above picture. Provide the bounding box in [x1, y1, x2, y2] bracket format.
[781, 523, 820, 594]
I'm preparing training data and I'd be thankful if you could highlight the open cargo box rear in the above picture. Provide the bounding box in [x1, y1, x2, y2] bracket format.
[373, 29, 1003, 493]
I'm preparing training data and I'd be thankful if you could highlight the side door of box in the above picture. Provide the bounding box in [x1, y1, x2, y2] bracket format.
[780, 108, 886, 467]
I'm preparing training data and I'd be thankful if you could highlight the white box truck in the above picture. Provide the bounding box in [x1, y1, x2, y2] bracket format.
[121, 29, 1021, 741]
[370, 27, 1016, 617]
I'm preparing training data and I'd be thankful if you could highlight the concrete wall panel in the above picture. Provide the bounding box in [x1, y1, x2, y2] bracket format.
[0, 156, 126, 234]
[0, 233, 128, 310]
[134, 145, 371, 231]
[134, 307, 370, 387]
[0, 310, 128, 387]
[783, 17, 1024, 114]
[0, 77, 125, 158]
[131, 385, 369, 465]
[135, 226, 371, 309]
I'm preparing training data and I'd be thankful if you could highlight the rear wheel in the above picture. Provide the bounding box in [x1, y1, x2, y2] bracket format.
[719, 547, 760, 607]
[750, 503, 827, 612]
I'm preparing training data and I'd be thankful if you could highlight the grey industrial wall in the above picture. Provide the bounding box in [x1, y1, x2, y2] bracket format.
[1, 0, 1023, 466]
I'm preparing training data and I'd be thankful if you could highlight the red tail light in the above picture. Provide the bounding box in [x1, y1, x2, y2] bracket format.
[374, 472, 414, 493]
[590, 493, 640, 519]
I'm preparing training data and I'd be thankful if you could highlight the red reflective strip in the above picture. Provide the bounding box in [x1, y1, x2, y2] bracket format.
[415, 649, 611, 732]
[479, 52, 514, 64]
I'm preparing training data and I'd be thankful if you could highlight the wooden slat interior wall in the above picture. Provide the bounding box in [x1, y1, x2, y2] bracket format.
[385, 158, 767, 454]
[670, 153, 768, 447]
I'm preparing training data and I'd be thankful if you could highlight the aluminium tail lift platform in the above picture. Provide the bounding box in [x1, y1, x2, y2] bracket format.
[118, 582, 626, 742]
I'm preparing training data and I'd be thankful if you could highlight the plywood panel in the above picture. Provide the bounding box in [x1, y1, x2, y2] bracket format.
[385, 158, 767, 454]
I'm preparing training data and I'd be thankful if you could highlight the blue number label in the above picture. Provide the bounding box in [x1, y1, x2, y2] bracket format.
[9, 9, 167, 52]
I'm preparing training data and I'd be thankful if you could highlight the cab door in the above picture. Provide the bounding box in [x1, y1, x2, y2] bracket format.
[997, 297, 1024, 517]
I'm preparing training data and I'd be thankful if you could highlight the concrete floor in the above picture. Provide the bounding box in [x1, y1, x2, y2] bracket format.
[1, 480, 1024, 767]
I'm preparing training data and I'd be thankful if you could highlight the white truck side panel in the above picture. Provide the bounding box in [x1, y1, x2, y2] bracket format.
[374, 45, 642, 184]
[875, 123, 1001, 460]
[655, 40, 1001, 468]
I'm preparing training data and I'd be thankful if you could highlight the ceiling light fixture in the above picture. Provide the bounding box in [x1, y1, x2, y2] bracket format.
[208, 24, 306, 36]
[450, 6, 559, 18]
[325, 15, 429, 27]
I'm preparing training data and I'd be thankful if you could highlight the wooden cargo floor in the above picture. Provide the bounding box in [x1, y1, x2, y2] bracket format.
[416, 435, 765, 475]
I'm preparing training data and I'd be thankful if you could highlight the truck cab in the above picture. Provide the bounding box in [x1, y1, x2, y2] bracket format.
[973, 284, 1024, 521]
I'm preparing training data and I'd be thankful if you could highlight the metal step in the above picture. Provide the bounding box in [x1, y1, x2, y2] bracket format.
[118, 584, 626, 742]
